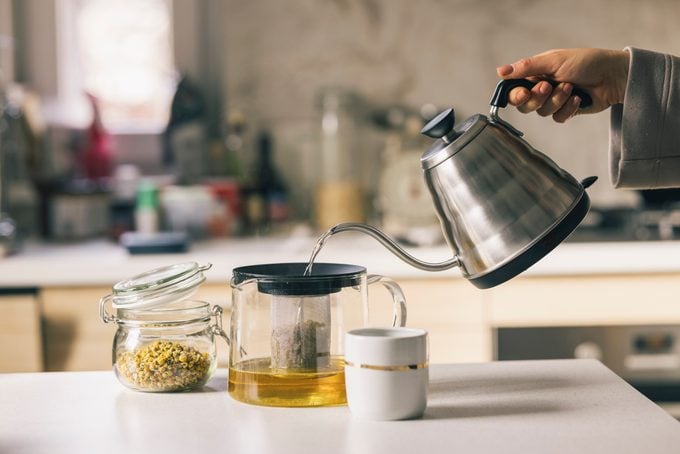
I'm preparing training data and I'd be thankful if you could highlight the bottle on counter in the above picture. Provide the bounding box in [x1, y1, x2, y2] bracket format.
[162, 76, 207, 185]
[224, 110, 246, 179]
[108, 164, 140, 240]
[218, 110, 248, 235]
[82, 93, 113, 181]
[242, 130, 289, 234]
[314, 87, 366, 231]
[134, 181, 159, 234]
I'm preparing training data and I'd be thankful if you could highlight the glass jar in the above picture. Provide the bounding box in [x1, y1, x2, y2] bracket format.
[314, 87, 367, 230]
[99, 262, 228, 392]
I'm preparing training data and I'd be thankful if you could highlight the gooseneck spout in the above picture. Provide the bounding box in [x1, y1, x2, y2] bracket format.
[328, 223, 460, 272]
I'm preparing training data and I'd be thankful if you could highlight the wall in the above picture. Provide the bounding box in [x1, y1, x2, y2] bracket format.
[222, 0, 680, 210]
[11, 0, 223, 175]
[0, 0, 13, 83]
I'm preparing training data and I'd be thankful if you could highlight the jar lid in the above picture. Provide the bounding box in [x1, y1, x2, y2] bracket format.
[111, 262, 211, 310]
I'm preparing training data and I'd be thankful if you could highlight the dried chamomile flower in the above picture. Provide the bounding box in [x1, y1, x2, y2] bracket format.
[117, 340, 211, 391]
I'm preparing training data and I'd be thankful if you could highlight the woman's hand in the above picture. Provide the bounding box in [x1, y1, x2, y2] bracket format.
[496, 48, 630, 122]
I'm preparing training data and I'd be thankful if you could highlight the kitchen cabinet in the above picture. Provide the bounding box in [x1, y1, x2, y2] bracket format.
[2, 238, 680, 371]
[0, 291, 43, 372]
[37, 279, 479, 371]
[16, 272, 680, 372]
[488, 273, 680, 327]
[388, 272, 680, 364]
[42, 287, 116, 371]
[368, 278, 489, 363]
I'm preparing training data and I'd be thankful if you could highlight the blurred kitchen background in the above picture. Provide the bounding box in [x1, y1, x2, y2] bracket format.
[6, 1, 680, 416]
[1, 0, 680, 248]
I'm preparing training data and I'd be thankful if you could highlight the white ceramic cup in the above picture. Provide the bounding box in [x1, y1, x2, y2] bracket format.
[344, 327, 428, 420]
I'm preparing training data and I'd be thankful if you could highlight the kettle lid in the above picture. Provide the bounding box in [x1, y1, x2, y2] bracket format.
[419, 108, 487, 170]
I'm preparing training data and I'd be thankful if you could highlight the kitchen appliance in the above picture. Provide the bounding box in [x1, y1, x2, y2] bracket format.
[567, 205, 680, 242]
[228, 262, 406, 407]
[316, 79, 596, 289]
[0, 81, 35, 251]
[0, 95, 18, 254]
[378, 112, 443, 246]
[496, 325, 680, 409]
[633, 189, 680, 241]
[42, 184, 110, 240]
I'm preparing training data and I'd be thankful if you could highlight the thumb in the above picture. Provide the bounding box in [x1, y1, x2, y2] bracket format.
[497, 54, 557, 79]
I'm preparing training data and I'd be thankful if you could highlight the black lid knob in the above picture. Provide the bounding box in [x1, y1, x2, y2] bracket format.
[421, 108, 455, 140]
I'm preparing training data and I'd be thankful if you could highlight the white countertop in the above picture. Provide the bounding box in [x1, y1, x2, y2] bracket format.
[2, 360, 679, 454]
[1, 234, 680, 287]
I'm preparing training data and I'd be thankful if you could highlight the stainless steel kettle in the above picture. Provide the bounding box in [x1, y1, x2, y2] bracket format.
[324, 79, 597, 289]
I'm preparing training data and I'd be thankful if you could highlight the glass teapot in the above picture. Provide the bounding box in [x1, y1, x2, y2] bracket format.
[228, 262, 406, 407]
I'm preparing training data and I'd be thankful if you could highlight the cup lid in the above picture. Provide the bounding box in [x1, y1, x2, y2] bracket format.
[231, 263, 365, 296]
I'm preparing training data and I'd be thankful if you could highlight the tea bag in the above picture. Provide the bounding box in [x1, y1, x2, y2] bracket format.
[270, 294, 331, 370]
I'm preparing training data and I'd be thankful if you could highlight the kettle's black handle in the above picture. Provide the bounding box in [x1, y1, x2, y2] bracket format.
[490, 79, 593, 109]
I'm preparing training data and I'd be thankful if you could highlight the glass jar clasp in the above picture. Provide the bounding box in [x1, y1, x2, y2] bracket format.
[211, 304, 246, 356]
[211, 305, 230, 345]
[99, 294, 118, 324]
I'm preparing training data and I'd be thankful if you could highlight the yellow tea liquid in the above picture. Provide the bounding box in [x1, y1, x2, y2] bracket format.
[228, 357, 346, 407]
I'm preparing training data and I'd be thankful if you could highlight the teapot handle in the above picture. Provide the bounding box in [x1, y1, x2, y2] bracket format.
[367, 274, 407, 328]
[490, 78, 593, 109]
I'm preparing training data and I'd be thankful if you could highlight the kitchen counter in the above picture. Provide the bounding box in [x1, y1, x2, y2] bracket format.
[1, 234, 680, 287]
[2, 359, 680, 453]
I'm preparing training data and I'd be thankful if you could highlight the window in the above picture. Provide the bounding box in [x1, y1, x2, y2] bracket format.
[62, 0, 176, 131]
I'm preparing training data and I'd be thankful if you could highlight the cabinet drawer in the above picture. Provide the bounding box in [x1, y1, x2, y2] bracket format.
[0, 293, 43, 372]
[489, 274, 680, 327]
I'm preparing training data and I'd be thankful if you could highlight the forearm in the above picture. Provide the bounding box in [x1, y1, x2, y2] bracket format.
[610, 47, 680, 188]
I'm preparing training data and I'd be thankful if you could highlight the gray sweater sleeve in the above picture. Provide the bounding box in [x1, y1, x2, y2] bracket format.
[610, 47, 680, 189]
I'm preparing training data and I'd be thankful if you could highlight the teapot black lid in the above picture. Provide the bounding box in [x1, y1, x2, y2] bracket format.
[231, 263, 365, 296]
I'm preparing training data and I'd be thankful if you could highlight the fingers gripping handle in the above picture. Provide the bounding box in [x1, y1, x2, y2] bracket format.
[367, 274, 407, 327]
[490, 79, 593, 109]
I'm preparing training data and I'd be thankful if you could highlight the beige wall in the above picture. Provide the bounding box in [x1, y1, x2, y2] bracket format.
[222, 0, 680, 209]
[0, 0, 12, 83]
